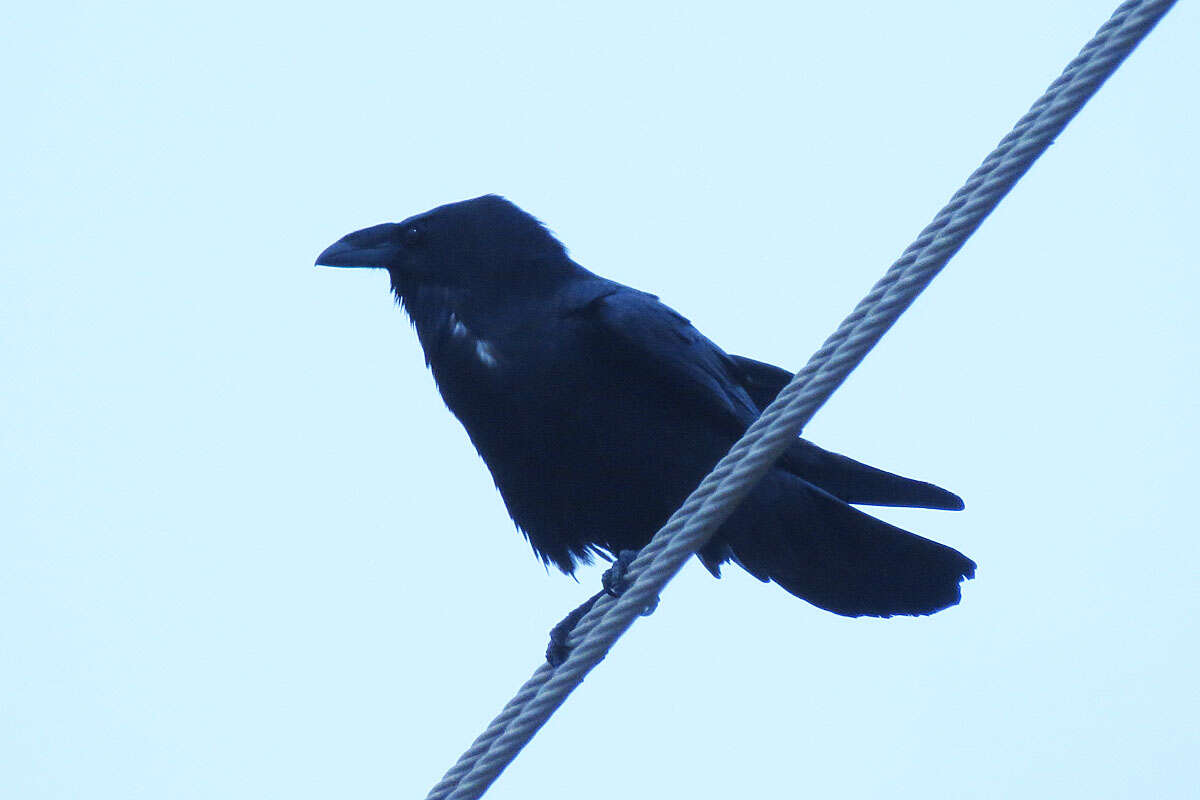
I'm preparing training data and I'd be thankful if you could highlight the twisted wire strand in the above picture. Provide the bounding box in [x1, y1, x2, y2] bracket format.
[427, 2, 1176, 797]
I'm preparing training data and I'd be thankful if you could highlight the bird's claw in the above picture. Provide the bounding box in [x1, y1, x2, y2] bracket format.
[602, 549, 639, 597]
[546, 626, 571, 667]
[602, 549, 659, 616]
[544, 552, 660, 666]
[545, 591, 600, 667]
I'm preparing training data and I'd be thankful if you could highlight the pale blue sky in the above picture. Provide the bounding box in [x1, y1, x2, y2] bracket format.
[3, 2, 1197, 798]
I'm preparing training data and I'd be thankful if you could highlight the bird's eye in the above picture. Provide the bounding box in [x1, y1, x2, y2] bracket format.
[402, 225, 423, 246]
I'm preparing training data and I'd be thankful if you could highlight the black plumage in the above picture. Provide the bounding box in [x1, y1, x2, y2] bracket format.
[317, 195, 974, 618]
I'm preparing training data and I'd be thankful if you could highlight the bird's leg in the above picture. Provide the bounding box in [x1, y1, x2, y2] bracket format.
[546, 590, 602, 667]
[545, 551, 660, 667]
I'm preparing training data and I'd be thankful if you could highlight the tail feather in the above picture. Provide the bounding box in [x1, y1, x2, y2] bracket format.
[717, 471, 975, 617]
[726, 355, 963, 511]
[781, 439, 965, 511]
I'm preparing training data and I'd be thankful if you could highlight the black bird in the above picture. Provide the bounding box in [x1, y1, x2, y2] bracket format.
[317, 195, 974, 623]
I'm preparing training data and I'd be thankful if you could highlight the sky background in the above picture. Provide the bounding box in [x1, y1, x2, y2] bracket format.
[3, 1, 1197, 798]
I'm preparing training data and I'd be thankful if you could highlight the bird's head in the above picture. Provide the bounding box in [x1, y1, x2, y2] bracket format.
[315, 195, 571, 299]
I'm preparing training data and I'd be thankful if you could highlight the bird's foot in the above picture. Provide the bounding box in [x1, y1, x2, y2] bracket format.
[601, 549, 637, 597]
[546, 591, 600, 667]
[544, 552, 660, 667]
[602, 549, 659, 616]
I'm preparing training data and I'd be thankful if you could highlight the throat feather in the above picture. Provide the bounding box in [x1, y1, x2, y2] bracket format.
[445, 312, 499, 369]
[396, 284, 501, 370]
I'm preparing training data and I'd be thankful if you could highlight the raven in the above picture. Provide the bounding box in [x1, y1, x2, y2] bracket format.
[317, 195, 974, 621]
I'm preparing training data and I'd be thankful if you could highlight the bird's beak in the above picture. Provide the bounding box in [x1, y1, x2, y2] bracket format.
[315, 223, 401, 269]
